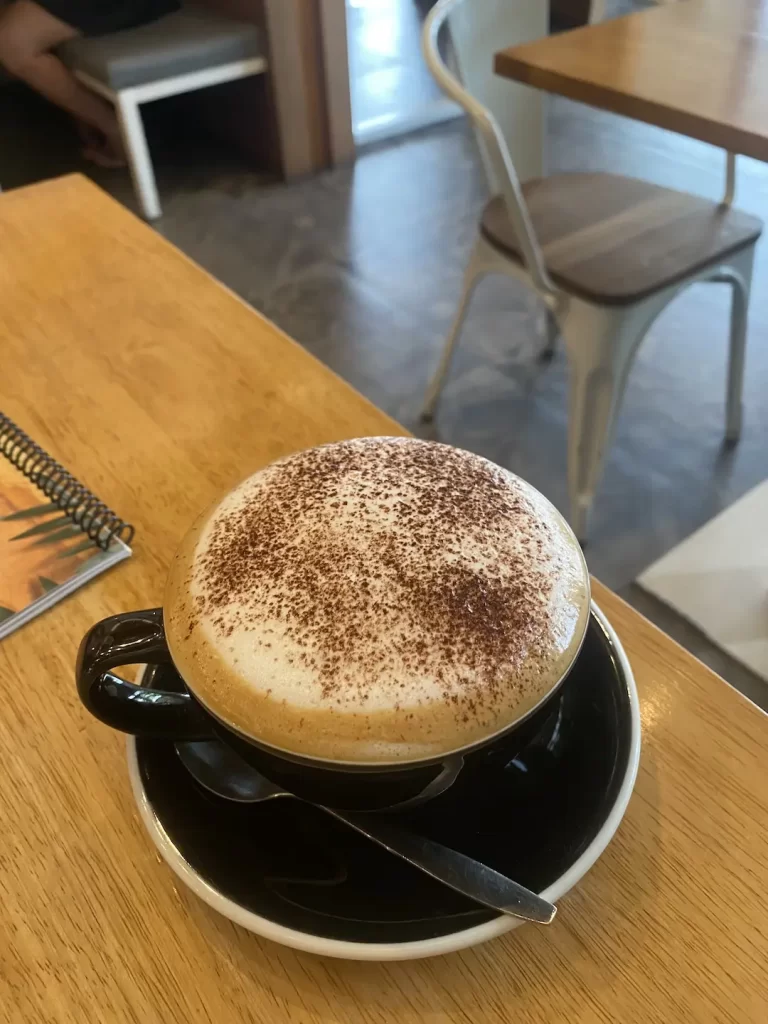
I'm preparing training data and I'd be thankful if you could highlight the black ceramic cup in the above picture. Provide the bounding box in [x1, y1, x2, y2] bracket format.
[76, 604, 588, 811]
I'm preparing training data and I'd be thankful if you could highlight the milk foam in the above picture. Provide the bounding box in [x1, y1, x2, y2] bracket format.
[165, 438, 589, 763]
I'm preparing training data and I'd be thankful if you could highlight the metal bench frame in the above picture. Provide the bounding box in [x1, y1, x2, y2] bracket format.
[77, 54, 267, 219]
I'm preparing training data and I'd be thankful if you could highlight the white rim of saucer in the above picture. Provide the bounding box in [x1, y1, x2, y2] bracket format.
[127, 599, 641, 962]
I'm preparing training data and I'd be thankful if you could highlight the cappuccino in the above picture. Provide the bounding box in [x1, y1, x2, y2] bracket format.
[165, 438, 589, 763]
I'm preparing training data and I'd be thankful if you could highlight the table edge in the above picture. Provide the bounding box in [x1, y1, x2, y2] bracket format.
[494, 49, 768, 165]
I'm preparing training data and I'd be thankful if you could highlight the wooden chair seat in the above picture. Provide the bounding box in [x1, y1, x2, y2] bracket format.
[480, 173, 762, 305]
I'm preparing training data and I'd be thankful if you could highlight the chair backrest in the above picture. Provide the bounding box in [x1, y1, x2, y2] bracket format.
[422, 0, 555, 298]
[445, 0, 548, 188]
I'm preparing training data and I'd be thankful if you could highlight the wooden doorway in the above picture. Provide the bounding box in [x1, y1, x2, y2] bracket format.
[263, 0, 355, 176]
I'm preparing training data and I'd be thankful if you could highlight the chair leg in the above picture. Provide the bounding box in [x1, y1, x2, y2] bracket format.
[724, 246, 755, 443]
[540, 308, 558, 361]
[115, 92, 161, 221]
[421, 239, 486, 421]
[561, 299, 653, 542]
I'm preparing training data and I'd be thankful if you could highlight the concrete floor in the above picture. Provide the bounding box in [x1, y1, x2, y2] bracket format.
[1, 68, 766, 711]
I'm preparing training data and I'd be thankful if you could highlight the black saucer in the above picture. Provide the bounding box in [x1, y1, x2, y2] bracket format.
[133, 610, 636, 948]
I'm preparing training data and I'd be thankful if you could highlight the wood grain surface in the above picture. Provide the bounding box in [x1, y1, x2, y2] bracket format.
[1, 176, 766, 1023]
[495, 0, 768, 163]
[479, 171, 762, 304]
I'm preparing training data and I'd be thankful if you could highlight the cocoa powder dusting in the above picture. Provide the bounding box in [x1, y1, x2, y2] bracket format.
[192, 438, 570, 726]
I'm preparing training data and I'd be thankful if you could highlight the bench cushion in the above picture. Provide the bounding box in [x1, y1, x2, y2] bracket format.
[58, 7, 264, 91]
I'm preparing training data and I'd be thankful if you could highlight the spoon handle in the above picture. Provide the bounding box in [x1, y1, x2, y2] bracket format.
[322, 808, 557, 925]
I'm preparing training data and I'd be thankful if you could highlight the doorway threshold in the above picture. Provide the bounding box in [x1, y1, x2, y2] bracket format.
[353, 97, 462, 148]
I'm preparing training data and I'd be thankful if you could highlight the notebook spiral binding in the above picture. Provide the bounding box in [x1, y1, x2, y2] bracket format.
[0, 413, 134, 549]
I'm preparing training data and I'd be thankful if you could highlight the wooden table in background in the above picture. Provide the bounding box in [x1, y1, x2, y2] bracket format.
[496, 0, 768, 162]
[1, 176, 766, 1023]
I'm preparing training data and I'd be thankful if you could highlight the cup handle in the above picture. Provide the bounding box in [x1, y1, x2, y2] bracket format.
[76, 607, 212, 739]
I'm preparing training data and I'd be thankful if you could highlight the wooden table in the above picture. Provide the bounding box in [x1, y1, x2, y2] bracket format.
[496, 0, 768, 163]
[1, 176, 766, 1023]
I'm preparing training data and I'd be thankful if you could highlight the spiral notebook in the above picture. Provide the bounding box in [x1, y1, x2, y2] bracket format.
[0, 413, 133, 640]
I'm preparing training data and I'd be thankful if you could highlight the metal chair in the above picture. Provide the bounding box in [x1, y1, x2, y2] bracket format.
[58, 4, 267, 220]
[420, 0, 761, 541]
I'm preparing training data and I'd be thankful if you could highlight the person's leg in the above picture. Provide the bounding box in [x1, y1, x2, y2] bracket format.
[0, 0, 124, 161]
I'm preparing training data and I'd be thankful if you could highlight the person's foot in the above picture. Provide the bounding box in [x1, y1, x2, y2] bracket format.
[82, 144, 127, 169]
[76, 119, 126, 168]
[102, 127, 127, 165]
